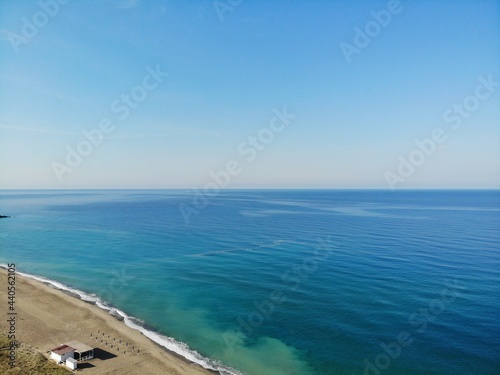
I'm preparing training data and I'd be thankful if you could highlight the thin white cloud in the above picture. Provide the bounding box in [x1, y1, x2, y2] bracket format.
[103, 128, 237, 139]
[0, 124, 234, 138]
[0, 124, 77, 135]
[103, 132, 170, 139]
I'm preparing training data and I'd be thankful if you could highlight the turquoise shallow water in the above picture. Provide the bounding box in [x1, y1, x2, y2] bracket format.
[0, 190, 499, 374]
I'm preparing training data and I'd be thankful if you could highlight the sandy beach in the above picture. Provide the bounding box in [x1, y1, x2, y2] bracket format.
[0, 269, 215, 375]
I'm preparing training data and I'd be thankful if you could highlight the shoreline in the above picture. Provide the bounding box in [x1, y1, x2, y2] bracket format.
[0, 267, 238, 375]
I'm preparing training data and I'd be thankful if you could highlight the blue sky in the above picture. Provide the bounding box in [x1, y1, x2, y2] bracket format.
[0, 0, 499, 189]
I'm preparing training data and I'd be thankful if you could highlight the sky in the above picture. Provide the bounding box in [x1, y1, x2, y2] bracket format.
[0, 0, 499, 189]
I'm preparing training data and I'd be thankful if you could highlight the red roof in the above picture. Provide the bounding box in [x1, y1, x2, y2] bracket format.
[51, 344, 74, 355]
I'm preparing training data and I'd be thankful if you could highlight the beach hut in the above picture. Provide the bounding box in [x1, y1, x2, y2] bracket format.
[64, 340, 94, 360]
[50, 344, 75, 364]
[50, 340, 94, 366]
[66, 357, 78, 370]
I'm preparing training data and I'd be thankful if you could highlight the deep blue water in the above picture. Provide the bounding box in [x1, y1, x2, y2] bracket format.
[0, 190, 499, 375]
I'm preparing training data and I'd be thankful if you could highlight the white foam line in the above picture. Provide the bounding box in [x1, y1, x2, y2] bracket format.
[0, 265, 243, 375]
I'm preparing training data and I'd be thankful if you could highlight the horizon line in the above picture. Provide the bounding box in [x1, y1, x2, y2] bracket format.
[0, 188, 499, 191]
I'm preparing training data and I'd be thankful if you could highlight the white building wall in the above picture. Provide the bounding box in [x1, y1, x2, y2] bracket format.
[60, 351, 74, 362]
[66, 358, 78, 370]
[51, 350, 74, 363]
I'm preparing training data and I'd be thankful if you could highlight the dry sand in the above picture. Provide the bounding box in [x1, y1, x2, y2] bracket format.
[0, 269, 215, 375]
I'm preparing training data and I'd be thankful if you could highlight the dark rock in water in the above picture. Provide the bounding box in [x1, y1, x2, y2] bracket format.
[0, 215, 11, 218]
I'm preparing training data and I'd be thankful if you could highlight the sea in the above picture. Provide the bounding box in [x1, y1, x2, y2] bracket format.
[0, 190, 499, 375]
